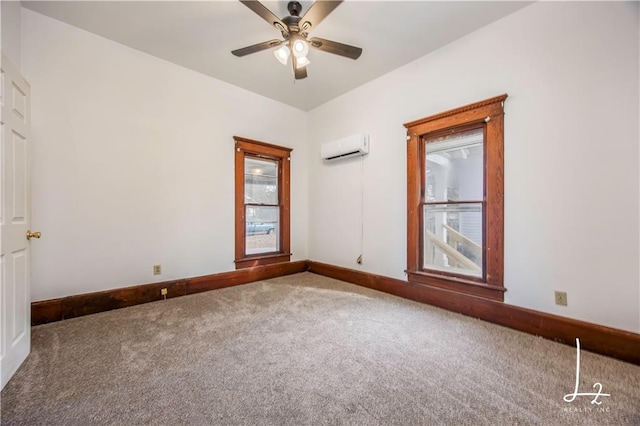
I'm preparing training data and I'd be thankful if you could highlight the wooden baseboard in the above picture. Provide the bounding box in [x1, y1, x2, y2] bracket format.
[307, 260, 640, 365]
[32, 260, 309, 326]
[187, 260, 308, 294]
[31, 299, 64, 326]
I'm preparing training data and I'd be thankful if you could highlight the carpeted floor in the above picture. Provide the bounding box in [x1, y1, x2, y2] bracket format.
[1, 272, 639, 425]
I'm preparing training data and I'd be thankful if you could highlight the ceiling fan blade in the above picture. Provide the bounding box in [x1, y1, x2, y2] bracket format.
[232, 39, 282, 57]
[309, 37, 362, 60]
[292, 56, 308, 80]
[299, 1, 342, 33]
[294, 66, 308, 80]
[239, 0, 288, 34]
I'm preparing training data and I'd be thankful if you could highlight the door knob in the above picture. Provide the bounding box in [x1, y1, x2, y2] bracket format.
[26, 230, 41, 240]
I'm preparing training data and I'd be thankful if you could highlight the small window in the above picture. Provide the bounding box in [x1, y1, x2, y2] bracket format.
[234, 136, 291, 269]
[404, 95, 507, 301]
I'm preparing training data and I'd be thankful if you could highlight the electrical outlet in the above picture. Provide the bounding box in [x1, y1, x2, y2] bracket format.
[160, 288, 167, 296]
[555, 291, 568, 306]
[153, 265, 161, 275]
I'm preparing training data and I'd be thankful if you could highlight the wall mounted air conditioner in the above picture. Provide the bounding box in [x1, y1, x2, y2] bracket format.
[321, 133, 370, 161]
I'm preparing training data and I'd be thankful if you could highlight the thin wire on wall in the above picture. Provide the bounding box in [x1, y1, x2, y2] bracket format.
[359, 153, 365, 265]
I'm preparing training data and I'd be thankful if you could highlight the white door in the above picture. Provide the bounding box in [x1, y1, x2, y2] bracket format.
[1, 54, 33, 390]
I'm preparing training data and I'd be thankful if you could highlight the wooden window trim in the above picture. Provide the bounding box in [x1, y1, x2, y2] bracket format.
[234, 136, 292, 269]
[404, 94, 507, 301]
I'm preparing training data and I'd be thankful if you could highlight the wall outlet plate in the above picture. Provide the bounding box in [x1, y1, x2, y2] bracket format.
[555, 291, 568, 306]
[153, 265, 161, 275]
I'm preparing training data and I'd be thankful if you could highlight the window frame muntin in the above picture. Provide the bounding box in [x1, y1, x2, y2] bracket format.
[234, 136, 292, 269]
[404, 95, 507, 301]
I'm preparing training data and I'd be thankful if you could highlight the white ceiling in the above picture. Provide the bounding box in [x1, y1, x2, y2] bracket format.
[22, 1, 531, 111]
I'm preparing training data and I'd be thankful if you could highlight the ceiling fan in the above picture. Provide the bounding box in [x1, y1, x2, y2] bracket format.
[232, 0, 362, 80]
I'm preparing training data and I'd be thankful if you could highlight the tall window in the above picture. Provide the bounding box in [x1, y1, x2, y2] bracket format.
[234, 136, 291, 269]
[404, 95, 506, 301]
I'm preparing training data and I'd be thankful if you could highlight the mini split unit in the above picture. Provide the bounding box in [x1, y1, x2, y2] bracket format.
[321, 133, 370, 161]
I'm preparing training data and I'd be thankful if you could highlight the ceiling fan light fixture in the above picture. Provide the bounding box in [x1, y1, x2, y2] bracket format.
[296, 56, 310, 68]
[274, 44, 290, 65]
[292, 38, 309, 58]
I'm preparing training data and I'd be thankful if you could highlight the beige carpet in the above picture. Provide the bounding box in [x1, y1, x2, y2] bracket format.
[1, 272, 639, 425]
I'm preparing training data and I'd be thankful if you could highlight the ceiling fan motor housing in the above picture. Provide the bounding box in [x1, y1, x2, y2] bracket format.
[282, 15, 301, 36]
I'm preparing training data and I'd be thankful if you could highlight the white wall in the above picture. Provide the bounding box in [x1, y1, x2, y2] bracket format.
[22, 9, 308, 301]
[307, 2, 640, 333]
[1, 0, 22, 67]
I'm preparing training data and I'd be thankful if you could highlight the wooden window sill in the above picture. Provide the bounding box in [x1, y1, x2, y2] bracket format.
[406, 270, 505, 302]
[235, 253, 292, 269]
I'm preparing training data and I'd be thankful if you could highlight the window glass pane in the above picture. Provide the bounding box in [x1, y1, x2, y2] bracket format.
[245, 157, 278, 205]
[426, 127, 483, 202]
[246, 206, 279, 255]
[423, 203, 482, 277]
